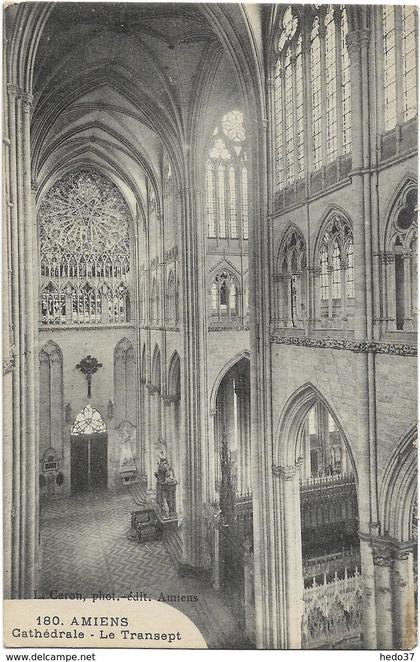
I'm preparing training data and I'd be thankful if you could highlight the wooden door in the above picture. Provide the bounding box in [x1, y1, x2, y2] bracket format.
[71, 433, 107, 492]
[89, 433, 108, 490]
[71, 436, 89, 493]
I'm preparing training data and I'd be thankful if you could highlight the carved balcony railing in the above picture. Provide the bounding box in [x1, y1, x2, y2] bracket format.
[303, 548, 361, 588]
[302, 567, 362, 649]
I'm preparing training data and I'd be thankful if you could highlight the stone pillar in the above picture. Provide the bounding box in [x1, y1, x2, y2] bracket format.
[272, 463, 304, 649]
[6, 82, 39, 598]
[372, 538, 394, 649]
[177, 185, 208, 567]
[393, 542, 416, 650]
[359, 532, 378, 648]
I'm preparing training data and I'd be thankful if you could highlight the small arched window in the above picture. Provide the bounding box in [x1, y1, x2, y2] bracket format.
[71, 405, 106, 435]
[274, 228, 306, 328]
[384, 184, 417, 332]
[210, 270, 240, 319]
[206, 111, 248, 241]
[316, 213, 354, 328]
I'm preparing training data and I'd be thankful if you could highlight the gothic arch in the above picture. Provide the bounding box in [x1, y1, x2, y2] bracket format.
[383, 175, 418, 249]
[140, 343, 147, 383]
[151, 344, 161, 391]
[39, 339, 63, 363]
[168, 351, 181, 398]
[274, 382, 357, 479]
[379, 425, 417, 542]
[313, 206, 353, 264]
[210, 350, 250, 412]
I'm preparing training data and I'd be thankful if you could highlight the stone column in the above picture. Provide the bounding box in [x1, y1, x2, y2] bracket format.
[372, 538, 394, 649]
[272, 463, 304, 649]
[359, 532, 378, 649]
[177, 185, 208, 567]
[6, 83, 39, 598]
[393, 542, 416, 650]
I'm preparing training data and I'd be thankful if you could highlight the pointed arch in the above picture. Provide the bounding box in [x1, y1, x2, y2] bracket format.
[275, 382, 357, 479]
[379, 425, 417, 541]
[140, 343, 147, 383]
[114, 337, 135, 425]
[39, 340, 63, 457]
[210, 350, 250, 412]
[168, 351, 181, 398]
[151, 344, 161, 391]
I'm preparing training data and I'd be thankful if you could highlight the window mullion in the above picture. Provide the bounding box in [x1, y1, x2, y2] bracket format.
[291, 45, 299, 186]
[335, 10, 344, 160]
[394, 5, 404, 126]
[302, 32, 313, 184]
[281, 56, 287, 188]
[319, 21, 328, 170]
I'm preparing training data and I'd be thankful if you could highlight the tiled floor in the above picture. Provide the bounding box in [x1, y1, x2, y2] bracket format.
[40, 490, 250, 648]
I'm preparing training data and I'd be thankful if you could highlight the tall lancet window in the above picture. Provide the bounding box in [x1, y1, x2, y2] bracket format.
[273, 5, 351, 192]
[382, 6, 418, 131]
[39, 169, 131, 325]
[206, 111, 248, 241]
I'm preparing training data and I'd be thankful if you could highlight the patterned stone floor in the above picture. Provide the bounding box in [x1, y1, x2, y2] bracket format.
[40, 490, 249, 648]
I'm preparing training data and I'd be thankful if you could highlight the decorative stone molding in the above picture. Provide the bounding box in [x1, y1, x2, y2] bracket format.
[272, 458, 303, 480]
[146, 383, 160, 395]
[346, 29, 370, 55]
[371, 538, 394, 567]
[271, 334, 417, 356]
[209, 326, 249, 333]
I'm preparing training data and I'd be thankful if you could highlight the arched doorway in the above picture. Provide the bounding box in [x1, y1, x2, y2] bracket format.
[70, 406, 108, 493]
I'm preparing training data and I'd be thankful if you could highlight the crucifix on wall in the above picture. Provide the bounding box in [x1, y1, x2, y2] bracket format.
[76, 355, 103, 399]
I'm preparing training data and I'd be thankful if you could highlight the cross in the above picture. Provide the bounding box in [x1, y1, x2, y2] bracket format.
[76, 355, 103, 398]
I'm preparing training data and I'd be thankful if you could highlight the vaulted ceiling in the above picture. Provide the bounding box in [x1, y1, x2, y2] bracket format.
[31, 2, 251, 213]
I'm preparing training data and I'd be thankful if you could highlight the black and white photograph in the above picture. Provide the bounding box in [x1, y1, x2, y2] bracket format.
[2, 1, 418, 653]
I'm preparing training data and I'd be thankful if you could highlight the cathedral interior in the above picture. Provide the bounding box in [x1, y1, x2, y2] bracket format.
[3, 2, 418, 650]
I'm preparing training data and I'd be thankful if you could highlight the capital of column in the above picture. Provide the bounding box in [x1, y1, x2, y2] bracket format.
[393, 540, 415, 561]
[6, 83, 19, 99]
[371, 537, 394, 567]
[272, 458, 303, 480]
[346, 29, 370, 56]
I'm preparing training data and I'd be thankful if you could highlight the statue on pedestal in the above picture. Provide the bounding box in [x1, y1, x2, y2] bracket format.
[154, 457, 177, 518]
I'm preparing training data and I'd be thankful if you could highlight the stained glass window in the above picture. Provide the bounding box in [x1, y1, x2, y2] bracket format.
[206, 111, 248, 240]
[71, 405, 106, 435]
[325, 7, 337, 162]
[39, 169, 131, 325]
[402, 6, 417, 122]
[383, 6, 397, 131]
[206, 162, 216, 237]
[273, 6, 351, 191]
[241, 162, 249, 240]
[277, 228, 306, 326]
[210, 270, 240, 318]
[341, 8, 351, 153]
[320, 246, 329, 301]
[318, 214, 353, 321]
[332, 240, 341, 299]
[311, 17, 323, 172]
[229, 165, 238, 238]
